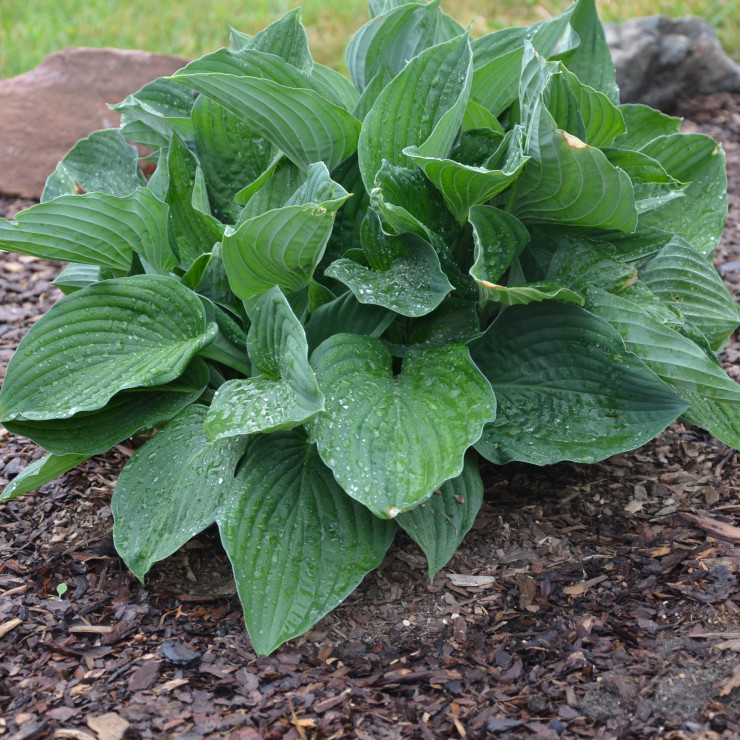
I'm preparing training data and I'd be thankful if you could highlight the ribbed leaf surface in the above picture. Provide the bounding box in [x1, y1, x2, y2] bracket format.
[217, 432, 395, 655]
[308, 335, 495, 518]
[113, 405, 246, 581]
[0, 276, 216, 422]
[0, 188, 167, 272]
[473, 302, 687, 465]
[397, 453, 483, 580]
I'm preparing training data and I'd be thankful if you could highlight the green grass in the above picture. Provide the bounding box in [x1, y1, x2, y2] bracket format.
[1, 0, 739, 80]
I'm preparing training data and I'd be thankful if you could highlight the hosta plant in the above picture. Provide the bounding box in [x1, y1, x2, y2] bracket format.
[1, 0, 738, 654]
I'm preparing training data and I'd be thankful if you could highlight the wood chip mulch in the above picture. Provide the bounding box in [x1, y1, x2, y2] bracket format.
[3, 94, 740, 740]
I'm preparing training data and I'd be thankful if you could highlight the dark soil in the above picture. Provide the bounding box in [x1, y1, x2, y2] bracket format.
[3, 94, 740, 740]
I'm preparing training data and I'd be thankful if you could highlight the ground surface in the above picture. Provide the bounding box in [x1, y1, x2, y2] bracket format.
[2, 95, 740, 740]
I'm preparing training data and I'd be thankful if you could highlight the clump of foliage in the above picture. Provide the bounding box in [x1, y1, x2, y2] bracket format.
[1, 0, 737, 654]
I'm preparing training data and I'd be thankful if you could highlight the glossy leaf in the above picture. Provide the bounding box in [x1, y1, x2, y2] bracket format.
[0, 188, 168, 272]
[6, 359, 209, 455]
[358, 33, 472, 190]
[308, 335, 495, 518]
[42, 129, 145, 202]
[171, 70, 362, 172]
[397, 452, 483, 580]
[206, 287, 324, 438]
[469, 205, 530, 285]
[639, 237, 740, 351]
[511, 106, 637, 231]
[218, 432, 395, 655]
[473, 302, 688, 465]
[113, 405, 246, 581]
[222, 163, 350, 300]
[0, 453, 89, 502]
[0, 276, 217, 422]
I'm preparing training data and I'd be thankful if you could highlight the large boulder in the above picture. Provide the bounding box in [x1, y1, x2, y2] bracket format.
[0, 48, 188, 199]
[606, 16, 740, 110]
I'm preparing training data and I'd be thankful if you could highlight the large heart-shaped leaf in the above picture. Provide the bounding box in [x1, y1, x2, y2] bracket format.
[0, 276, 217, 422]
[206, 287, 324, 438]
[217, 432, 396, 655]
[113, 405, 246, 581]
[0, 188, 168, 272]
[613, 104, 682, 151]
[472, 302, 688, 465]
[5, 359, 209, 455]
[397, 452, 483, 580]
[308, 334, 496, 518]
[222, 164, 350, 300]
[42, 129, 146, 202]
[358, 32, 472, 191]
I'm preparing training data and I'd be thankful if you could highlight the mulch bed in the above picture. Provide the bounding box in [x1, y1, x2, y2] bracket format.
[3, 94, 740, 740]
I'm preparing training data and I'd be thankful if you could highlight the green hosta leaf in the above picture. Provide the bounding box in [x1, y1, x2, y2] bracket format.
[304, 291, 394, 352]
[596, 224, 674, 264]
[682, 395, 740, 451]
[477, 280, 584, 307]
[5, 359, 209, 455]
[42, 129, 146, 202]
[639, 134, 727, 259]
[311, 64, 361, 111]
[404, 136, 528, 224]
[470, 48, 526, 119]
[53, 263, 103, 295]
[585, 288, 740, 405]
[613, 104, 682, 151]
[111, 76, 195, 150]
[469, 205, 530, 285]
[600, 148, 677, 184]
[192, 95, 274, 223]
[0, 188, 168, 272]
[0, 275, 217, 422]
[346, 0, 463, 92]
[0, 453, 89, 502]
[237, 158, 302, 218]
[563, 0, 618, 104]
[543, 234, 637, 295]
[113, 405, 246, 581]
[230, 8, 313, 71]
[308, 335, 495, 518]
[358, 33, 472, 191]
[217, 432, 395, 655]
[395, 297, 481, 351]
[164, 135, 224, 269]
[397, 452, 483, 580]
[206, 287, 324, 438]
[171, 70, 361, 172]
[511, 106, 637, 231]
[324, 155, 368, 262]
[639, 238, 740, 351]
[472, 302, 688, 465]
[222, 163, 350, 300]
[549, 67, 625, 148]
[462, 100, 504, 133]
[325, 233, 453, 317]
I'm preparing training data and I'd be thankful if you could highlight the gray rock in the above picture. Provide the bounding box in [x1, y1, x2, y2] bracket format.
[606, 15, 740, 110]
[0, 47, 188, 199]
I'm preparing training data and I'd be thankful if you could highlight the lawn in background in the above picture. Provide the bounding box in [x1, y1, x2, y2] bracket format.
[1, 0, 738, 79]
